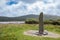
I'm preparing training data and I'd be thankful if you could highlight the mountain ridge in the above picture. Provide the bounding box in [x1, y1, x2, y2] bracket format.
[0, 14, 60, 21]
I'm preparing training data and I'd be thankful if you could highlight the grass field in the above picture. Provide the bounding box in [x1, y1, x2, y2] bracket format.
[0, 24, 60, 40]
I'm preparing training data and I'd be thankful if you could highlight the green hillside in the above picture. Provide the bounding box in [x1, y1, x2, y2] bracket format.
[0, 14, 60, 21]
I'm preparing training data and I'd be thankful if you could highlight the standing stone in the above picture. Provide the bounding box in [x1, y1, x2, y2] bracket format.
[39, 12, 44, 35]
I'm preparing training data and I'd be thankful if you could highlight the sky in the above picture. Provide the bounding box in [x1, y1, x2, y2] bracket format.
[0, 0, 60, 17]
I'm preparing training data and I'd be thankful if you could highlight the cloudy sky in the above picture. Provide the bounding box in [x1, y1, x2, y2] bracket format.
[0, 0, 60, 17]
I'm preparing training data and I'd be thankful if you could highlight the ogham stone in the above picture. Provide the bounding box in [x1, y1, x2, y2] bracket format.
[39, 12, 44, 35]
[24, 12, 49, 37]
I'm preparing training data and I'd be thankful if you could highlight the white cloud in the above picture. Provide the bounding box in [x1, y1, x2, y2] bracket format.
[0, 0, 60, 17]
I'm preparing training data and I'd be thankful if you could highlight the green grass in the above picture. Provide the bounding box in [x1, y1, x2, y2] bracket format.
[0, 24, 60, 40]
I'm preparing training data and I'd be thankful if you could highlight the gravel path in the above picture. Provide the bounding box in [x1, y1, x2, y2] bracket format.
[24, 30, 60, 38]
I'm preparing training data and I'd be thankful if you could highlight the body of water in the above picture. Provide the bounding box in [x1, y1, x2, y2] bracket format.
[0, 21, 25, 24]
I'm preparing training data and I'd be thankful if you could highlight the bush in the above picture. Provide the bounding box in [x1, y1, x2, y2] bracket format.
[44, 20, 52, 24]
[25, 18, 60, 25]
[44, 20, 60, 25]
[52, 21, 60, 25]
[25, 18, 39, 24]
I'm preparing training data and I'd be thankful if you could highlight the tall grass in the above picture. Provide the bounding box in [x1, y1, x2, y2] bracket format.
[0, 24, 60, 40]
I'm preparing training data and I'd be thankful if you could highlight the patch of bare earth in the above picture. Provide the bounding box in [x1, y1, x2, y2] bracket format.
[24, 30, 60, 38]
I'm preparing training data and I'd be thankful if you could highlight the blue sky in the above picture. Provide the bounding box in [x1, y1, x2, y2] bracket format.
[0, 0, 60, 17]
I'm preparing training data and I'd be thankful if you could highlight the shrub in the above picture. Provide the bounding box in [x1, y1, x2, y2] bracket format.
[52, 21, 60, 25]
[25, 18, 39, 24]
[44, 20, 60, 25]
[25, 18, 60, 25]
[44, 20, 52, 24]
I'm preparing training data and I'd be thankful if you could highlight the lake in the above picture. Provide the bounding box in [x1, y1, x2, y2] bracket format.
[0, 21, 25, 24]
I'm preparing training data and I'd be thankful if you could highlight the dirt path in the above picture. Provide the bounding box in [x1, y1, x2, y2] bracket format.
[24, 30, 60, 38]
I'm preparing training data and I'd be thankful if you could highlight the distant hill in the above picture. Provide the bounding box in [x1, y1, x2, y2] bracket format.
[0, 14, 60, 21]
[43, 14, 60, 20]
